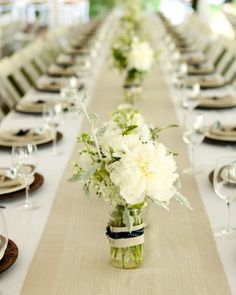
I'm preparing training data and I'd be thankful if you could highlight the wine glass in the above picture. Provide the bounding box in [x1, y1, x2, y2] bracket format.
[213, 156, 236, 238]
[43, 100, 63, 156]
[12, 142, 38, 210]
[182, 82, 200, 111]
[182, 111, 205, 175]
[0, 208, 8, 261]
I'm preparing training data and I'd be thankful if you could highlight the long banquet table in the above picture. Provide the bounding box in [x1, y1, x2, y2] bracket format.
[1, 13, 236, 295]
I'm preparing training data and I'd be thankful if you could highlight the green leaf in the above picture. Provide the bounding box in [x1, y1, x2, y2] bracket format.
[123, 207, 134, 233]
[153, 199, 170, 211]
[68, 173, 82, 182]
[81, 164, 99, 181]
[123, 125, 138, 135]
[128, 202, 145, 210]
[174, 192, 192, 210]
[156, 124, 179, 133]
[167, 149, 179, 156]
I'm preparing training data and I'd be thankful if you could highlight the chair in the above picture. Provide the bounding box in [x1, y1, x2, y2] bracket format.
[0, 58, 23, 101]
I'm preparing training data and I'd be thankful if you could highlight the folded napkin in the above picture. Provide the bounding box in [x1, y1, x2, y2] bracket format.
[16, 100, 46, 113]
[17, 100, 69, 113]
[185, 75, 225, 89]
[188, 63, 214, 75]
[0, 128, 48, 143]
[0, 168, 20, 189]
[209, 122, 236, 139]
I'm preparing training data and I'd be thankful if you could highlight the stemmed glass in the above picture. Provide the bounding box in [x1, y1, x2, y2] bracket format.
[43, 100, 63, 156]
[182, 82, 200, 111]
[182, 112, 205, 175]
[0, 208, 8, 260]
[213, 156, 236, 238]
[12, 142, 38, 210]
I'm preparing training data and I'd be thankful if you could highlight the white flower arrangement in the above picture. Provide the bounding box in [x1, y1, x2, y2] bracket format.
[70, 103, 191, 231]
[112, 35, 155, 86]
[127, 38, 154, 72]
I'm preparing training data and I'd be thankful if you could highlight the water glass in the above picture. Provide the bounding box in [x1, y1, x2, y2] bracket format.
[213, 156, 236, 238]
[43, 100, 63, 155]
[12, 142, 38, 210]
[182, 111, 205, 175]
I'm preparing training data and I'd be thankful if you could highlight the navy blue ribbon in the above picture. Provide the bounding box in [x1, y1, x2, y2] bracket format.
[106, 226, 144, 240]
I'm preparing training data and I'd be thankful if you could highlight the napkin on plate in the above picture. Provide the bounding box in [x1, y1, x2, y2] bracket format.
[187, 64, 214, 75]
[0, 168, 20, 189]
[16, 100, 45, 112]
[209, 122, 236, 139]
[199, 95, 236, 108]
[0, 128, 47, 143]
[48, 64, 76, 77]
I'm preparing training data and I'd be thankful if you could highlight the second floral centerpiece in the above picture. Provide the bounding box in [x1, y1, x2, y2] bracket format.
[112, 36, 155, 87]
[70, 103, 191, 269]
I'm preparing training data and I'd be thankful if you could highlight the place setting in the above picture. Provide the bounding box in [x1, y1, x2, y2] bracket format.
[0, 98, 65, 151]
[0, 209, 18, 274]
[46, 63, 77, 78]
[0, 166, 44, 201]
[34, 75, 84, 93]
[204, 121, 236, 145]
[0, 127, 62, 149]
[0, 140, 44, 273]
[15, 97, 71, 115]
[184, 74, 226, 90]
[0, 141, 44, 205]
[196, 94, 236, 109]
[187, 62, 215, 75]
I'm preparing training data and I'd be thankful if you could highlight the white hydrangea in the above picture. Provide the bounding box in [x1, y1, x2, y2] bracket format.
[128, 40, 154, 72]
[109, 141, 178, 205]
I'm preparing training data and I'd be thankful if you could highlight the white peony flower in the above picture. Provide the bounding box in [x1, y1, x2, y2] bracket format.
[109, 141, 178, 205]
[100, 129, 141, 159]
[128, 40, 154, 72]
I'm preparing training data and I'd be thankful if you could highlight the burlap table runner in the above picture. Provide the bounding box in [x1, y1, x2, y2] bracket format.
[21, 62, 231, 294]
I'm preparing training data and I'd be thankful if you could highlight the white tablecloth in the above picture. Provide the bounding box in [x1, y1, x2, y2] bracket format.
[162, 65, 236, 293]
[0, 12, 236, 294]
[0, 12, 117, 294]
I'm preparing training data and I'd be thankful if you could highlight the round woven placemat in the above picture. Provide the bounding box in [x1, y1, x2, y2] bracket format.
[0, 173, 44, 200]
[209, 170, 213, 185]
[204, 136, 236, 145]
[0, 239, 18, 274]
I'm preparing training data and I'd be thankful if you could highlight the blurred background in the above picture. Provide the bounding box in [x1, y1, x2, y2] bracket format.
[0, 0, 236, 59]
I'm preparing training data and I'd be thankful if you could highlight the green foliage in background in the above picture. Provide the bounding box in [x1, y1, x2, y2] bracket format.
[89, 0, 117, 17]
[89, 0, 160, 17]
